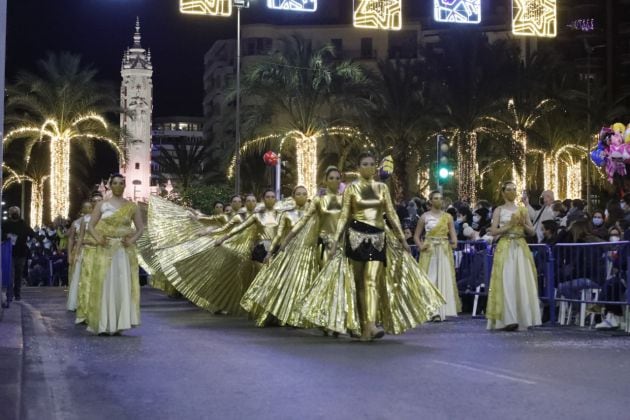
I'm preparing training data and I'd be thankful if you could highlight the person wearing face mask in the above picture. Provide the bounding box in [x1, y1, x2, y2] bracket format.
[472, 208, 490, 236]
[487, 182, 541, 331]
[1, 207, 35, 302]
[84, 174, 144, 335]
[66, 200, 94, 311]
[414, 191, 460, 321]
[522, 190, 555, 243]
[242, 168, 344, 328]
[594, 226, 625, 330]
[591, 210, 608, 239]
[300, 152, 444, 341]
[164, 190, 282, 315]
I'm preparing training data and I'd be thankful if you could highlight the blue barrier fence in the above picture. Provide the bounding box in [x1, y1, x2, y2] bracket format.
[420, 239, 630, 327]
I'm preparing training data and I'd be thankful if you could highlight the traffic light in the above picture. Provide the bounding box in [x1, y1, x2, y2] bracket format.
[437, 135, 452, 180]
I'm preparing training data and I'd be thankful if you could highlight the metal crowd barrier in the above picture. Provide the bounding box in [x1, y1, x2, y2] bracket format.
[419, 238, 630, 330]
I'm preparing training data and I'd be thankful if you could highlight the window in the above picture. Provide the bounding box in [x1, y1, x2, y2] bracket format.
[361, 38, 373, 58]
[135, 163, 140, 170]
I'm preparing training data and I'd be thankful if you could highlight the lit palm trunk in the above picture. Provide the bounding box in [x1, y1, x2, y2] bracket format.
[50, 135, 70, 218]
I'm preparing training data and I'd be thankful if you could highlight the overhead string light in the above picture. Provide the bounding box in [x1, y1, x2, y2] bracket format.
[512, 0, 557, 37]
[434, 0, 481, 24]
[354, 0, 402, 30]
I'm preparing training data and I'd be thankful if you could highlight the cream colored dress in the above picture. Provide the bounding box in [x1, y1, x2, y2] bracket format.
[66, 215, 90, 311]
[418, 213, 460, 320]
[486, 207, 542, 331]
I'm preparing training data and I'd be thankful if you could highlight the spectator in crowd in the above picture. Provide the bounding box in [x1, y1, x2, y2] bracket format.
[622, 193, 630, 224]
[524, 190, 555, 242]
[605, 199, 625, 228]
[591, 210, 608, 239]
[566, 199, 587, 226]
[1, 206, 35, 301]
[471, 207, 491, 237]
[29, 247, 50, 287]
[552, 202, 567, 226]
[455, 207, 473, 241]
[541, 220, 559, 245]
[594, 225, 626, 329]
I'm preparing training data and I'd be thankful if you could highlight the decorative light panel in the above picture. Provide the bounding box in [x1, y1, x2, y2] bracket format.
[512, 0, 557, 37]
[434, 0, 481, 24]
[267, 0, 317, 12]
[180, 0, 233, 17]
[354, 0, 402, 30]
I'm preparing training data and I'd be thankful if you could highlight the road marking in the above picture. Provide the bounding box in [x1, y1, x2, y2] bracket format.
[432, 360, 537, 385]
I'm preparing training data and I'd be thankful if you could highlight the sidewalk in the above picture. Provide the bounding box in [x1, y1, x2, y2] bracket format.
[0, 302, 23, 420]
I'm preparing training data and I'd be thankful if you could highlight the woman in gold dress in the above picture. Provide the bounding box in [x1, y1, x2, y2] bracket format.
[486, 181, 541, 331]
[414, 191, 461, 321]
[241, 167, 342, 327]
[301, 152, 444, 341]
[84, 174, 144, 335]
[75, 194, 103, 324]
[165, 190, 281, 314]
[66, 200, 93, 311]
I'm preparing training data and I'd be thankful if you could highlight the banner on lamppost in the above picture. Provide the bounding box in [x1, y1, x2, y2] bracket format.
[512, 0, 557, 37]
[267, 0, 317, 12]
[354, 0, 402, 30]
[434, 0, 481, 24]
[180, 0, 233, 16]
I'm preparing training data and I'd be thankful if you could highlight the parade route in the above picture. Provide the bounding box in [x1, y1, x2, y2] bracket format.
[8, 287, 630, 420]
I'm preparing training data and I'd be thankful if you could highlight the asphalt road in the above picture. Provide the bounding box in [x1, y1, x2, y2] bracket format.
[16, 287, 630, 420]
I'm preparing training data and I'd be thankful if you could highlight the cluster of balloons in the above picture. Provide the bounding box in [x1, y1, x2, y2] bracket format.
[590, 122, 630, 182]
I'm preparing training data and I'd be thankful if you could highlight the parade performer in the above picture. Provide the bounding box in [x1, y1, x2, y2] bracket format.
[486, 181, 541, 331]
[301, 152, 444, 341]
[166, 190, 281, 314]
[414, 191, 461, 321]
[66, 200, 93, 311]
[84, 174, 144, 335]
[240, 185, 315, 325]
[75, 194, 103, 324]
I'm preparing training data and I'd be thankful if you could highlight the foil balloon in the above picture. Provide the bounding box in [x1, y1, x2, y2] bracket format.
[378, 155, 394, 180]
[263, 151, 279, 166]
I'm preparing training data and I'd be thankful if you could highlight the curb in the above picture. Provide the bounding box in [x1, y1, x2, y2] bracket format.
[0, 302, 23, 420]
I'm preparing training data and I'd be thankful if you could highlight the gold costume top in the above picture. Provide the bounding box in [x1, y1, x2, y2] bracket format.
[227, 209, 281, 252]
[291, 193, 343, 241]
[196, 213, 229, 229]
[210, 209, 254, 236]
[333, 179, 405, 243]
[270, 204, 308, 250]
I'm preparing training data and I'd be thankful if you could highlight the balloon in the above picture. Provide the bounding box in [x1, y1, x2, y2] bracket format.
[590, 146, 606, 167]
[263, 151, 278, 166]
[624, 125, 630, 144]
[378, 155, 394, 180]
[611, 122, 626, 135]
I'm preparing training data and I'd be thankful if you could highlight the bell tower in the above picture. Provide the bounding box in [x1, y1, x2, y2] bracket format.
[120, 17, 153, 202]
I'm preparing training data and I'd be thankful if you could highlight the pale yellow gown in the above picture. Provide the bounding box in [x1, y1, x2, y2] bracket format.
[486, 207, 542, 331]
[66, 214, 91, 311]
[85, 202, 141, 334]
[418, 213, 461, 319]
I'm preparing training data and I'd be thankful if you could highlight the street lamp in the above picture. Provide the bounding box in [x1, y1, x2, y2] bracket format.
[180, 0, 249, 195]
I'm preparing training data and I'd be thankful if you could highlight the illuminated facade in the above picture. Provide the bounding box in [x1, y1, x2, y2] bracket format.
[120, 18, 154, 202]
[512, 0, 557, 37]
[267, 0, 317, 12]
[434, 0, 481, 24]
[354, 0, 402, 30]
[180, 0, 232, 17]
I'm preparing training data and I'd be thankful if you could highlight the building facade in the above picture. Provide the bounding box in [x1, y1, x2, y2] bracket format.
[120, 18, 153, 202]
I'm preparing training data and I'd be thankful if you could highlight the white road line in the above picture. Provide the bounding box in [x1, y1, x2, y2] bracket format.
[432, 360, 537, 385]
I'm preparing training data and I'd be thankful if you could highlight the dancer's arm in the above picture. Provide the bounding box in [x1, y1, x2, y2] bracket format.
[88, 202, 106, 246]
[383, 183, 411, 253]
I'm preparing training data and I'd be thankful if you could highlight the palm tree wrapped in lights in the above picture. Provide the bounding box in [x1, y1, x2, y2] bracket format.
[2, 164, 49, 228]
[234, 35, 375, 194]
[3, 53, 125, 220]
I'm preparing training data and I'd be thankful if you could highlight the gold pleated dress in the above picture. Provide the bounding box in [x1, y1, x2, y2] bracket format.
[300, 180, 445, 336]
[418, 212, 461, 319]
[240, 193, 342, 327]
[167, 208, 281, 314]
[75, 225, 98, 324]
[486, 207, 542, 331]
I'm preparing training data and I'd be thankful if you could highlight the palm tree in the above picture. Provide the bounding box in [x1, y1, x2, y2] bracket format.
[3, 52, 125, 219]
[428, 32, 520, 203]
[368, 59, 437, 198]
[237, 34, 375, 194]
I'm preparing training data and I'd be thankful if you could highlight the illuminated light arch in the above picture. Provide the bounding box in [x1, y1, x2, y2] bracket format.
[267, 0, 317, 12]
[434, 0, 481, 24]
[180, 0, 232, 16]
[512, 0, 557, 38]
[354, 0, 402, 30]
